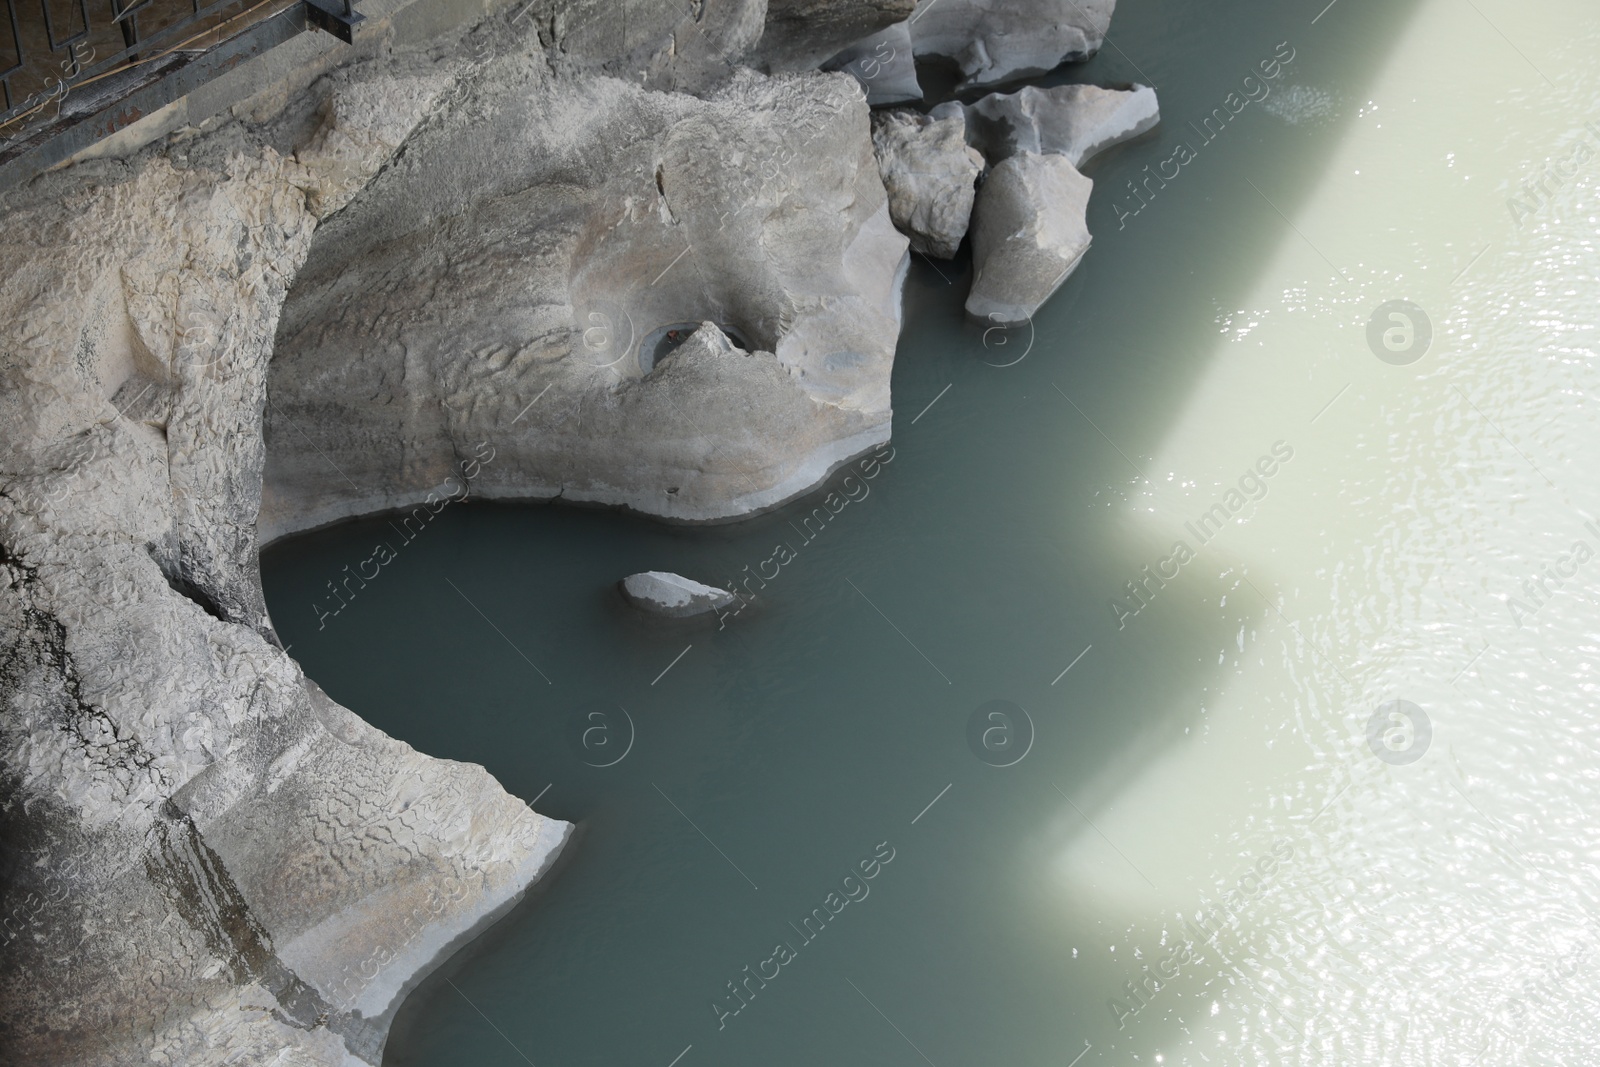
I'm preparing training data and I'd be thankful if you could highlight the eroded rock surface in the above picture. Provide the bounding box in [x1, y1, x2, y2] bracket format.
[966, 151, 1092, 325]
[965, 82, 1159, 167]
[871, 103, 984, 258]
[621, 570, 738, 617]
[262, 66, 909, 539]
[0, 63, 569, 1067]
[908, 0, 1116, 91]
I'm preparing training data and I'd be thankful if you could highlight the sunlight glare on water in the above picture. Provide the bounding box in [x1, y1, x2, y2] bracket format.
[1050, 0, 1600, 1062]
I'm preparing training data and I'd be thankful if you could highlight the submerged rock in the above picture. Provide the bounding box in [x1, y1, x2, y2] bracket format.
[907, 0, 1116, 92]
[871, 103, 984, 258]
[621, 571, 738, 617]
[965, 83, 1160, 167]
[966, 152, 1093, 325]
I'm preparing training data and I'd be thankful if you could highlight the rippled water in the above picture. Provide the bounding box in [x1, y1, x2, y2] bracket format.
[262, 0, 1600, 1063]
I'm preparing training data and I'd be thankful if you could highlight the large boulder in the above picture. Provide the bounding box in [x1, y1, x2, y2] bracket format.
[871, 103, 984, 258]
[262, 66, 910, 539]
[966, 151, 1092, 324]
[620, 569, 738, 617]
[965, 82, 1159, 167]
[907, 0, 1116, 92]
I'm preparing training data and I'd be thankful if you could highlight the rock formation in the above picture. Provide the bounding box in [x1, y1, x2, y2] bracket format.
[964, 83, 1160, 167]
[871, 103, 984, 258]
[260, 66, 908, 539]
[0, 0, 1151, 1061]
[966, 152, 1093, 325]
[620, 570, 738, 617]
[907, 0, 1116, 91]
[0, 63, 570, 1066]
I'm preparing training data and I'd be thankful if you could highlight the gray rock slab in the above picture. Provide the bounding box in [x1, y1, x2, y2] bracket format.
[966, 151, 1092, 325]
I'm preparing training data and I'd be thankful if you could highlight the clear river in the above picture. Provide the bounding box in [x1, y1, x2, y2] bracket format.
[262, 0, 1600, 1062]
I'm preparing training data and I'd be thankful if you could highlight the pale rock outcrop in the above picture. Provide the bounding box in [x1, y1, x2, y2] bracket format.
[964, 82, 1159, 167]
[871, 103, 983, 258]
[0, 67, 568, 1067]
[822, 20, 923, 105]
[907, 0, 1115, 91]
[966, 151, 1092, 324]
[261, 66, 910, 539]
[620, 569, 738, 617]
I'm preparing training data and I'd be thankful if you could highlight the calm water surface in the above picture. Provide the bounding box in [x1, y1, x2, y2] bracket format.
[263, 0, 1600, 1062]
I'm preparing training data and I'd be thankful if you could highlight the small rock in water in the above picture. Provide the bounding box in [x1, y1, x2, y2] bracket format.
[966, 151, 1093, 325]
[620, 571, 738, 618]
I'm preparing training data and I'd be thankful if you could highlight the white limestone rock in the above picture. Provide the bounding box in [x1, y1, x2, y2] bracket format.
[0, 66, 570, 1067]
[621, 570, 738, 617]
[822, 20, 923, 105]
[907, 0, 1116, 91]
[871, 103, 984, 258]
[966, 151, 1093, 325]
[964, 82, 1160, 167]
[262, 67, 910, 539]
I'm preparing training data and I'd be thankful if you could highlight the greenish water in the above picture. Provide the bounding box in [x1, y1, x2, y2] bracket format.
[263, 0, 1600, 1063]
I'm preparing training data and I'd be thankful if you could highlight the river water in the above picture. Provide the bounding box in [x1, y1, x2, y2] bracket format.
[261, 0, 1600, 1063]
